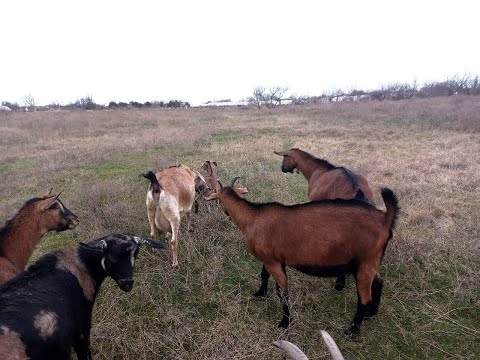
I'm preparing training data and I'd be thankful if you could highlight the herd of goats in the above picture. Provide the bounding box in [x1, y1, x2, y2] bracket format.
[0, 148, 399, 360]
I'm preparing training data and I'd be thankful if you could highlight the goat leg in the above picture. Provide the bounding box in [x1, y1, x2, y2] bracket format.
[276, 284, 291, 328]
[253, 265, 270, 297]
[365, 276, 383, 318]
[73, 335, 92, 360]
[334, 274, 347, 291]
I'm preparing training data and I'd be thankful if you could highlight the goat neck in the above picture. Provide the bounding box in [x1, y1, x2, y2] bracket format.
[291, 149, 332, 181]
[0, 211, 45, 272]
[218, 188, 255, 235]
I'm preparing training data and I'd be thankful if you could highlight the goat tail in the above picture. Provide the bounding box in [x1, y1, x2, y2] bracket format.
[381, 188, 399, 233]
[143, 170, 159, 184]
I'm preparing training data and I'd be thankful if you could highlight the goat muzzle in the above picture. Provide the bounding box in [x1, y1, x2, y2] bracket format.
[117, 278, 134, 292]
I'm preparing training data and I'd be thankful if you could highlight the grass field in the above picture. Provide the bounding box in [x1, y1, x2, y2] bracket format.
[0, 96, 479, 359]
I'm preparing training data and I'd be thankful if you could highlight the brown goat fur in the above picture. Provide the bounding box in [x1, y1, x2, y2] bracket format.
[200, 160, 219, 194]
[274, 148, 375, 291]
[0, 190, 79, 284]
[207, 179, 399, 335]
[274, 148, 374, 203]
[144, 164, 208, 268]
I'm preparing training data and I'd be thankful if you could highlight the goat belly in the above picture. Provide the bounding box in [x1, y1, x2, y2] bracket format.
[292, 260, 357, 278]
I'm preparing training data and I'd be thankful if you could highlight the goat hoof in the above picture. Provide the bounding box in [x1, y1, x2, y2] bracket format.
[172, 264, 180, 271]
[334, 278, 346, 291]
[334, 282, 345, 291]
[277, 318, 291, 329]
[344, 324, 360, 338]
[253, 290, 267, 298]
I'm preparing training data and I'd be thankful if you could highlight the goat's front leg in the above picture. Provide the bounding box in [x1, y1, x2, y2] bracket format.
[253, 265, 270, 297]
[334, 274, 346, 291]
[73, 334, 92, 360]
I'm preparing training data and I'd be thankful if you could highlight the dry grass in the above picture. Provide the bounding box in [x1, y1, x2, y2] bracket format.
[0, 96, 479, 359]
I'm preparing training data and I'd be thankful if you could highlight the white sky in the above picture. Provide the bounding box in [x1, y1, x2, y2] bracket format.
[1, 0, 479, 106]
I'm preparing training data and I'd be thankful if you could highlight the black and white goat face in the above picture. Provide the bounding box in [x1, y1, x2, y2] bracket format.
[83, 233, 164, 292]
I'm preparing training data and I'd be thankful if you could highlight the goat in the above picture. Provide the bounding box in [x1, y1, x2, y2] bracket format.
[273, 330, 344, 360]
[143, 164, 208, 269]
[274, 148, 374, 291]
[0, 190, 79, 284]
[200, 160, 219, 195]
[206, 178, 399, 336]
[195, 160, 219, 212]
[0, 233, 164, 360]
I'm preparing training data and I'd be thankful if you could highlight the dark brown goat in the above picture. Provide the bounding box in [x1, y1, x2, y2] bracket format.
[207, 178, 399, 336]
[274, 148, 374, 203]
[0, 190, 79, 284]
[274, 148, 375, 290]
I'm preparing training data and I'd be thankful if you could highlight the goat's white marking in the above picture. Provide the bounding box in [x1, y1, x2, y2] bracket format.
[130, 250, 135, 267]
[101, 257, 106, 271]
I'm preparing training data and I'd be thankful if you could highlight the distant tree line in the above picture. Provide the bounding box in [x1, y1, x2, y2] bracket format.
[1, 96, 190, 111]
[288, 74, 480, 106]
[2, 74, 479, 111]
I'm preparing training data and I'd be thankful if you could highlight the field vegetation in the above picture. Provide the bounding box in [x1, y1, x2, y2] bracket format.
[0, 95, 479, 359]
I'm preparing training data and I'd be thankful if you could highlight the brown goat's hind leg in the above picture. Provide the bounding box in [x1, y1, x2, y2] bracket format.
[345, 270, 374, 337]
[365, 275, 383, 318]
[253, 265, 270, 297]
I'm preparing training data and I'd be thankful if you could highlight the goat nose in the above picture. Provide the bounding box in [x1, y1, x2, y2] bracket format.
[118, 279, 134, 292]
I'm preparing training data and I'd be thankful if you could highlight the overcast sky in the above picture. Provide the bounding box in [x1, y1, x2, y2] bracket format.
[1, 0, 479, 106]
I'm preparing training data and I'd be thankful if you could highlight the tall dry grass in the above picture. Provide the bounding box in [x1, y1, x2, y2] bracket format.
[0, 96, 479, 359]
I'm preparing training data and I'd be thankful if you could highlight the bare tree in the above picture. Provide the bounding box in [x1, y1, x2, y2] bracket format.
[23, 94, 36, 108]
[248, 86, 288, 108]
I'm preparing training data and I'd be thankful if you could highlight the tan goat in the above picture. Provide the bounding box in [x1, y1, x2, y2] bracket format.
[143, 165, 208, 269]
[0, 190, 79, 284]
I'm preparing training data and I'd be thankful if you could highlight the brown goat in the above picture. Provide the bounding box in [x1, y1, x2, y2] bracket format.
[274, 148, 375, 290]
[143, 164, 208, 269]
[200, 160, 219, 195]
[0, 190, 79, 284]
[274, 148, 374, 203]
[207, 178, 399, 336]
[194, 160, 219, 212]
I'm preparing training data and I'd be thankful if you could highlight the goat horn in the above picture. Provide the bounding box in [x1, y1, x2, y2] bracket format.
[217, 180, 223, 190]
[230, 176, 242, 187]
[320, 330, 345, 360]
[273, 340, 309, 360]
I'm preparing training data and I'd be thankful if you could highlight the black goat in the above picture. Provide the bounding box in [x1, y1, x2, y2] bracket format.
[0, 233, 164, 360]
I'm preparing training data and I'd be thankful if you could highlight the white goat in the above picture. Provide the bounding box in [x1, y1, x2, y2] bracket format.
[143, 164, 208, 269]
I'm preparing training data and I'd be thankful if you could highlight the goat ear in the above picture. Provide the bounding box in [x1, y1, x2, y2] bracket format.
[79, 242, 107, 253]
[274, 150, 288, 156]
[41, 194, 60, 210]
[205, 192, 220, 201]
[40, 188, 54, 199]
[234, 187, 249, 196]
[132, 236, 165, 249]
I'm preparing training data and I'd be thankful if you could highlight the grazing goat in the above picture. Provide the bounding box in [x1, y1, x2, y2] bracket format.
[143, 164, 208, 268]
[274, 148, 374, 291]
[200, 160, 219, 195]
[195, 160, 219, 212]
[207, 178, 399, 336]
[273, 330, 344, 360]
[0, 190, 79, 284]
[0, 233, 164, 360]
